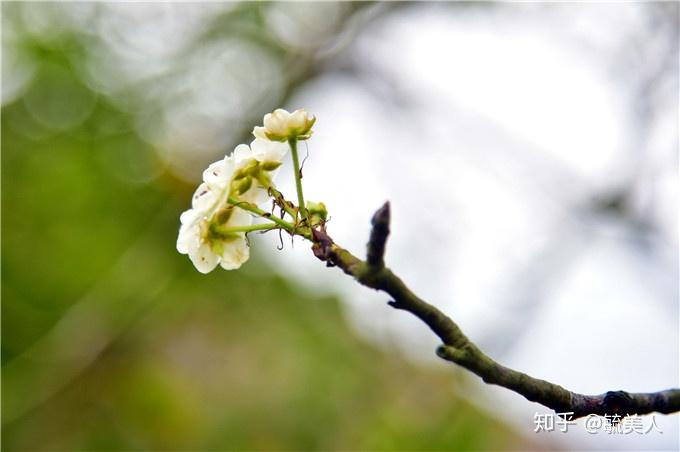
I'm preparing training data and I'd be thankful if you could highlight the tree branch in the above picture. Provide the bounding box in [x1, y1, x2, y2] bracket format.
[310, 201, 680, 419]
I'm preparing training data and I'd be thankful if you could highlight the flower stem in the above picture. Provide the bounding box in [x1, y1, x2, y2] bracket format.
[288, 138, 307, 222]
[227, 196, 311, 240]
[219, 223, 280, 234]
[268, 186, 298, 220]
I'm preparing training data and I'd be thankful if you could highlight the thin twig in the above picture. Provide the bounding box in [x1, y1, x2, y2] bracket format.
[309, 201, 680, 419]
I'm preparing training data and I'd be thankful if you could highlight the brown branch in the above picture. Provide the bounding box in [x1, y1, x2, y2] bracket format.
[366, 201, 390, 269]
[310, 201, 680, 419]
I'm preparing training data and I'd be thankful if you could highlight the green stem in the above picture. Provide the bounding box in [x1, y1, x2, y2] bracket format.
[268, 186, 298, 221]
[227, 196, 290, 229]
[219, 223, 279, 234]
[288, 138, 307, 222]
[227, 196, 312, 240]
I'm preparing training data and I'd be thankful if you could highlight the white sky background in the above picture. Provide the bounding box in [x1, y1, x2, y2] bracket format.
[4, 2, 678, 450]
[264, 3, 679, 450]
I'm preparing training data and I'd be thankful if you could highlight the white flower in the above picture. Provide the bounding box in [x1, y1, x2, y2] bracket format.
[177, 138, 288, 273]
[177, 178, 253, 273]
[253, 108, 315, 142]
[177, 205, 253, 273]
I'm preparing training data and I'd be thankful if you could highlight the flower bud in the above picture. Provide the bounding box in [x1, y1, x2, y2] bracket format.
[306, 201, 328, 224]
[234, 176, 253, 195]
[254, 108, 316, 142]
[261, 161, 282, 171]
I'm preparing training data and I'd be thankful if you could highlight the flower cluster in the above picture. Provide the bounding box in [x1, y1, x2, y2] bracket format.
[176, 137, 288, 273]
[177, 108, 318, 274]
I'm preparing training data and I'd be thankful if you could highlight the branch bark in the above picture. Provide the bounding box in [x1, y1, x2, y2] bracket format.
[310, 201, 680, 419]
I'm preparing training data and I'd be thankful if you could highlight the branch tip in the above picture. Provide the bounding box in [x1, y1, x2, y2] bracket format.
[435, 345, 448, 359]
[371, 201, 391, 226]
[367, 201, 391, 268]
[387, 299, 406, 310]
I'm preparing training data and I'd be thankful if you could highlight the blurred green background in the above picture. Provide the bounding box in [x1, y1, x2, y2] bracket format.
[1, 2, 533, 450]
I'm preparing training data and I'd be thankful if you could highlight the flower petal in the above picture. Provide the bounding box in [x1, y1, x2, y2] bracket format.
[252, 126, 268, 140]
[202, 160, 227, 188]
[191, 183, 218, 212]
[176, 223, 195, 254]
[264, 110, 288, 136]
[179, 209, 198, 225]
[251, 138, 288, 163]
[189, 242, 220, 274]
[227, 206, 253, 227]
[289, 109, 307, 130]
[219, 236, 250, 270]
[232, 144, 252, 166]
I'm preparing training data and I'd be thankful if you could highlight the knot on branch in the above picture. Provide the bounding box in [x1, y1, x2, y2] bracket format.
[367, 201, 390, 268]
[602, 391, 634, 416]
[311, 227, 336, 267]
